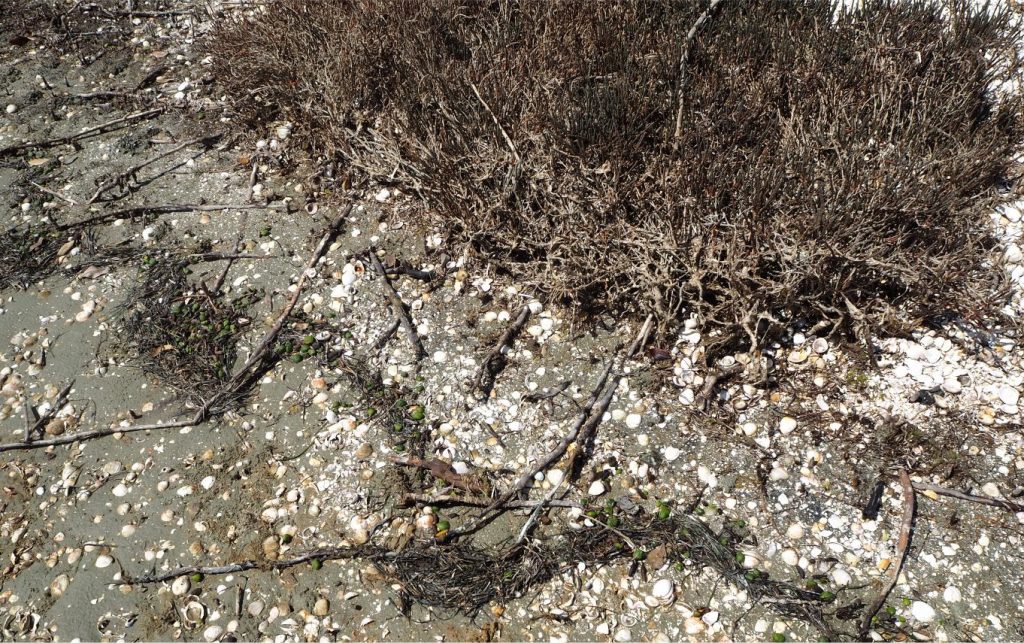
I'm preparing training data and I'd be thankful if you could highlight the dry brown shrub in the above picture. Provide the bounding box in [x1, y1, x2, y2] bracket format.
[209, 0, 1024, 354]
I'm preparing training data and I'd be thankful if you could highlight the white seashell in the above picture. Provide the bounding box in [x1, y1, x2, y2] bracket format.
[587, 480, 606, 496]
[911, 601, 936, 623]
[182, 600, 207, 627]
[651, 578, 674, 600]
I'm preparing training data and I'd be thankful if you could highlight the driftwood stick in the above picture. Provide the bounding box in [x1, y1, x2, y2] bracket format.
[673, 0, 726, 143]
[859, 469, 916, 639]
[388, 455, 491, 496]
[29, 181, 79, 206]
[914, 481, 1024, 514]
[86, 133, 222, 204]
[121, 546, 364, 585]
[22, 392, 36, 443]
[55, 203, 283, 232]
[211, 210, 249, 294]
[447, 359, 616, 539]
[0, 415, 200, 454]
[26, 379, 74, 440]
[368, 249, 427, 360]
[565, 315, 653, 481]
[449, 318, 651, 539]
[190, 252, 269, 262]
[228, 205, 352, 383]
[373, 317, 402, 351]
[385, 265, 437, 282]
[473, 305, 531, 395]
[0, 108, 164, 157]
[399, 493, 580, 510]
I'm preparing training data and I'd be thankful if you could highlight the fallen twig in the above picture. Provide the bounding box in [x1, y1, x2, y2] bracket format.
[0, 108, 164, 157]
[86, 133, 223, 204]
[55, 203, 284, 232]
[388, 455, 491, 496]
[914, 481, 1024, 514]
[385, 265, 437, 282]
[225, 205, 352, 390]
[368, 249, 427, 360]
[564, 315, 653, 482]
[372, 317, 402, 351]
[29, 181, 79, 206]
[472, 305, 530, 396]
[399, 493, 580, 510]
[695, 361, 745, 411]
[469, 81, 521, 165]
[22, 379, 75, 443]
[859, 469, 916, 639]
[121, 546, 364, 585]
[450, 316, 651, 538]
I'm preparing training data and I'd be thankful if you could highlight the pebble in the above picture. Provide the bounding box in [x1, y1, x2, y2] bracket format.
[49, 574, 69, 598]
[203, 625, 223, 642]
[433, 350, 447, 363]
[75, 300, 96, 323]
[780, 549, 799, 566]
[981, 482, 1001, 498]
[683, 617, 706, 635]
[832, 568, 852, 586]
[95, 554, 113, 568]
[313, 598, 330, 617]
[663, 446, 680, 461]
[786, 523, 804, 540]
[779, 416, 797, 435]
[172, 575, 191, 596]
[625, 413, 642, 429]
[911, 601, 936, 623]
[943, 586, 962, 603]
[588, 480, 606, 496]
[5, 104, 16, 113]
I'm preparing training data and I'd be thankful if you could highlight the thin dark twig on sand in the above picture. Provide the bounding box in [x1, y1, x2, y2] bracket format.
[914, 481, 1024, 513]
[0, 108, 164, 157]
[859, 469, 916, 639]
[85, 133, 223, 204]
[121, 546, 366, 584]
[368, 248, 427, 360]
[449, 316, 652, 538]
[472, 304, 530, 395]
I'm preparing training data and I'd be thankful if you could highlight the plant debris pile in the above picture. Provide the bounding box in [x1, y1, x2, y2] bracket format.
[121, 259, 257, 406]
[374, 513, 838, 636]
[210, 0, 1024, 349]
[0, 227, 70, 289]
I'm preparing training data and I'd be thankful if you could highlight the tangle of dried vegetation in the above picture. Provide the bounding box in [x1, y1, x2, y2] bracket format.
[209, 0, 1024, 354]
